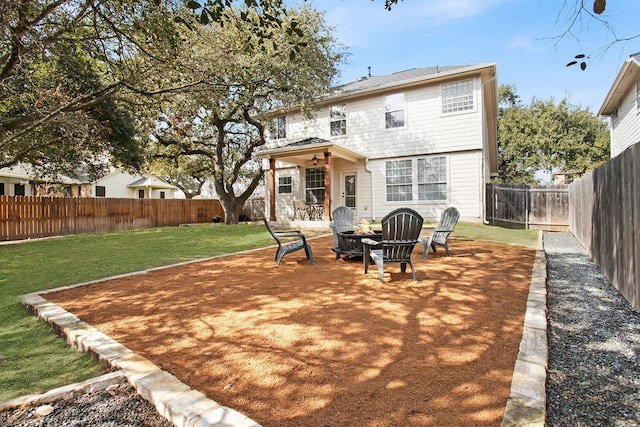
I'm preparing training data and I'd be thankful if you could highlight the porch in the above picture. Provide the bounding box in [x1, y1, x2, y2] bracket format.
[257, 137, 367, 222]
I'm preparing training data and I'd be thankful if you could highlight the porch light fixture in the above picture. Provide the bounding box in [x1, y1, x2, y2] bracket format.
[311, 155, 318, 165]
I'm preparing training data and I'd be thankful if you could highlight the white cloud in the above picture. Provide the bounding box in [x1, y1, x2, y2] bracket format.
[507, 35, 544, 52]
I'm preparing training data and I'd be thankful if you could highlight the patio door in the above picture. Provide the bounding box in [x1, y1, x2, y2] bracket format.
[342, 172, 356, 212]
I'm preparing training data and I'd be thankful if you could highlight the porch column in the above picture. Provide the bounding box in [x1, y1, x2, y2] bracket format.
[269, 158, 276, 221]
[323, 152, 331, 220]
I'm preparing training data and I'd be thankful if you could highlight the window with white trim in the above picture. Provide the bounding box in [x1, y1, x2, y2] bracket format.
[273, 116, 286, 139]
[278, 176, 292, 194]
[418, 156, 447, 201]
[442, 79, 474, 114]
[386, 159, 412, 201]
[305, 168, 325, 203]
[330, 104, 346, 136]
[384, 93, 405, 129]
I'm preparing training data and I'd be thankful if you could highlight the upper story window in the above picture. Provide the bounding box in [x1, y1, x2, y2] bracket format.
[330, 104, 346, 136]
[442, 79, 474, 114]
[385, 159, 412, 201]
[274, 116, 286, 139]
[385, 93, 405, 129]
[278, 176, 292, 194]
[418, 156, 447, 201]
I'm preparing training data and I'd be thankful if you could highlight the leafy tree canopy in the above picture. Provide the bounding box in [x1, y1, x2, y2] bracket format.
[497, 85, 609, 184]
[145, 5, 345, 222]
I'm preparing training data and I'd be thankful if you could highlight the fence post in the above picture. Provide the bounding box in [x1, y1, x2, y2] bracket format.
[525, 187, 529, 229]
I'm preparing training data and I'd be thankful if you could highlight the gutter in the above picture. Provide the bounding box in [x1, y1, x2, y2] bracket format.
[364, 157, 375, 221]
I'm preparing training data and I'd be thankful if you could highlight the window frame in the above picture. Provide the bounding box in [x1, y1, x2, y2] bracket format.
[417, 156, 448, 201]
[385, 159, 413, 202]
[95, 185, 106, 197]
[278, 176, 292, 194]
[384, 93, 406, 129]
[304, 167, 325, 204]
[385, 156, 449, 204]
[329, 104, 347, 136]
[274, 116, 286, 139]
[441, 79, 475, 115]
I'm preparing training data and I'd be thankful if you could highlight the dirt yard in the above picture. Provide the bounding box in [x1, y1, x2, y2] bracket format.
[46, 235, 535, 427]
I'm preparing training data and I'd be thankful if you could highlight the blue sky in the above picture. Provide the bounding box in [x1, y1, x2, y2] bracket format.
[293, 0, 640, 113]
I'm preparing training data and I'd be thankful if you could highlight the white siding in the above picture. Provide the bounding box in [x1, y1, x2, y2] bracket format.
[281, 77, 484, 159]
[366, 151, 482, 222]
[263, 73, 491, 223]
[610, 83, 640, 157]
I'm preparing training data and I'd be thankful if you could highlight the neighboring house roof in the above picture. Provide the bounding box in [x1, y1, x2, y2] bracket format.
[127, 175, 177, 190]
[0, 164, 82, 184]
[598, 52, 640, 116]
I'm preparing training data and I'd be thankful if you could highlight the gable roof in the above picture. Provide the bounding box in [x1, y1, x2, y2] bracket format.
[127, 175, 177, 189]
[598, 52, 640, 116]
[322, 63, 497, 104]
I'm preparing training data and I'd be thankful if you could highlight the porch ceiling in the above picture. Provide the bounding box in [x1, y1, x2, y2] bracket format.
[257, 137, 367, 167]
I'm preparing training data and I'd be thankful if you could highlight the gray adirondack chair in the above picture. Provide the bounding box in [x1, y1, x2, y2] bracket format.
[419, 207, 460, 259]
[362, 208, 424, 283]
[330, 206, 356, 259]
[263, 216, 315, 266]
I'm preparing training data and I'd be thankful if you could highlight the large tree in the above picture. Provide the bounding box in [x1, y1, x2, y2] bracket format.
[0, 0, 186, 176]
[497, 85, 609, 184]
[0, 0, 300, 178]
[145, 5, 345, 223]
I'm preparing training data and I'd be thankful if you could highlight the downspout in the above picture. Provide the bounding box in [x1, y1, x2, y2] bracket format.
[481, 74, 498, 222]
[364, 157, 375, 221]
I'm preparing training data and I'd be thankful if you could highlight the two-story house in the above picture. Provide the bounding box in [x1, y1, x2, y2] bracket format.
[598, 52, 640, 158]
[257, 63, 498, 223]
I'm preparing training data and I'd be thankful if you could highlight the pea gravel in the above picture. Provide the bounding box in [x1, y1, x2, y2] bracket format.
[0, 383, 173, 427]
[544, 232, 640, 426]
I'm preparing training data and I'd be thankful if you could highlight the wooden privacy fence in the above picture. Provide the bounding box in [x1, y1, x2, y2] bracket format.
[0, 196, 224, 241]
[485, 184, 569, 231]
[570, 143, 639, 311]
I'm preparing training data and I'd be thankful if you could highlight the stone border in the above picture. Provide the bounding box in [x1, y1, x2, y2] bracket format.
[19, 293, 261, 427]
[0, 371, 126, 411]
[501, 232, 548, 426]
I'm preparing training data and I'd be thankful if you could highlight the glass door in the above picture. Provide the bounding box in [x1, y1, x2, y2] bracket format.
[342, 173, 356, 211]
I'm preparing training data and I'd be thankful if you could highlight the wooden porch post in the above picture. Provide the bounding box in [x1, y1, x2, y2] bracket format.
[269, 158, 276, 221]
[323, 152, 331, 220]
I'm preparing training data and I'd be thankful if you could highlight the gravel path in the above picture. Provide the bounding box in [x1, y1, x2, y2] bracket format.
[544, 232, 640, 426]
[0, 382, 173, 426]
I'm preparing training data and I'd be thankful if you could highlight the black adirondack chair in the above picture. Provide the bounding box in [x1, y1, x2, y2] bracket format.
[419, 207, 460, 259]
[362, 208, 423, 283]
[330, 206, 356, 259]
[263, 216, 315, 266]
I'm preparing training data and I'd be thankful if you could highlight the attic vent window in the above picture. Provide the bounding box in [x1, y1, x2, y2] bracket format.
[442, 79, 474, 114]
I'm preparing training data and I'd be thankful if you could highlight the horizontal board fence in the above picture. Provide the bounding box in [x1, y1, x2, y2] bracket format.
[0, 196, 224, 241]
[485, 184, 569, 231]
[570, 143, 639, 311]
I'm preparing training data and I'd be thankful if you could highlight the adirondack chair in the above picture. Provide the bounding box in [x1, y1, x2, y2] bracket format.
[263, 216, 315, 266]
[419, 207, 460, 259]
[362, 208, 423, 283]
[330, 206, 356, 259]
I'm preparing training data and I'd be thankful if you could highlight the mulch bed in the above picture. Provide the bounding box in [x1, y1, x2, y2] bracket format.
[45, 236, 535, 427]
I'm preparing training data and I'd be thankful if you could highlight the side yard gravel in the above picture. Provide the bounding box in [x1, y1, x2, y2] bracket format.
[544, 232, 640, 426]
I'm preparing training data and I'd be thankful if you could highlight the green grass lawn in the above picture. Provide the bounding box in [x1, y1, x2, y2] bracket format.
[0, 221, 538, 402]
